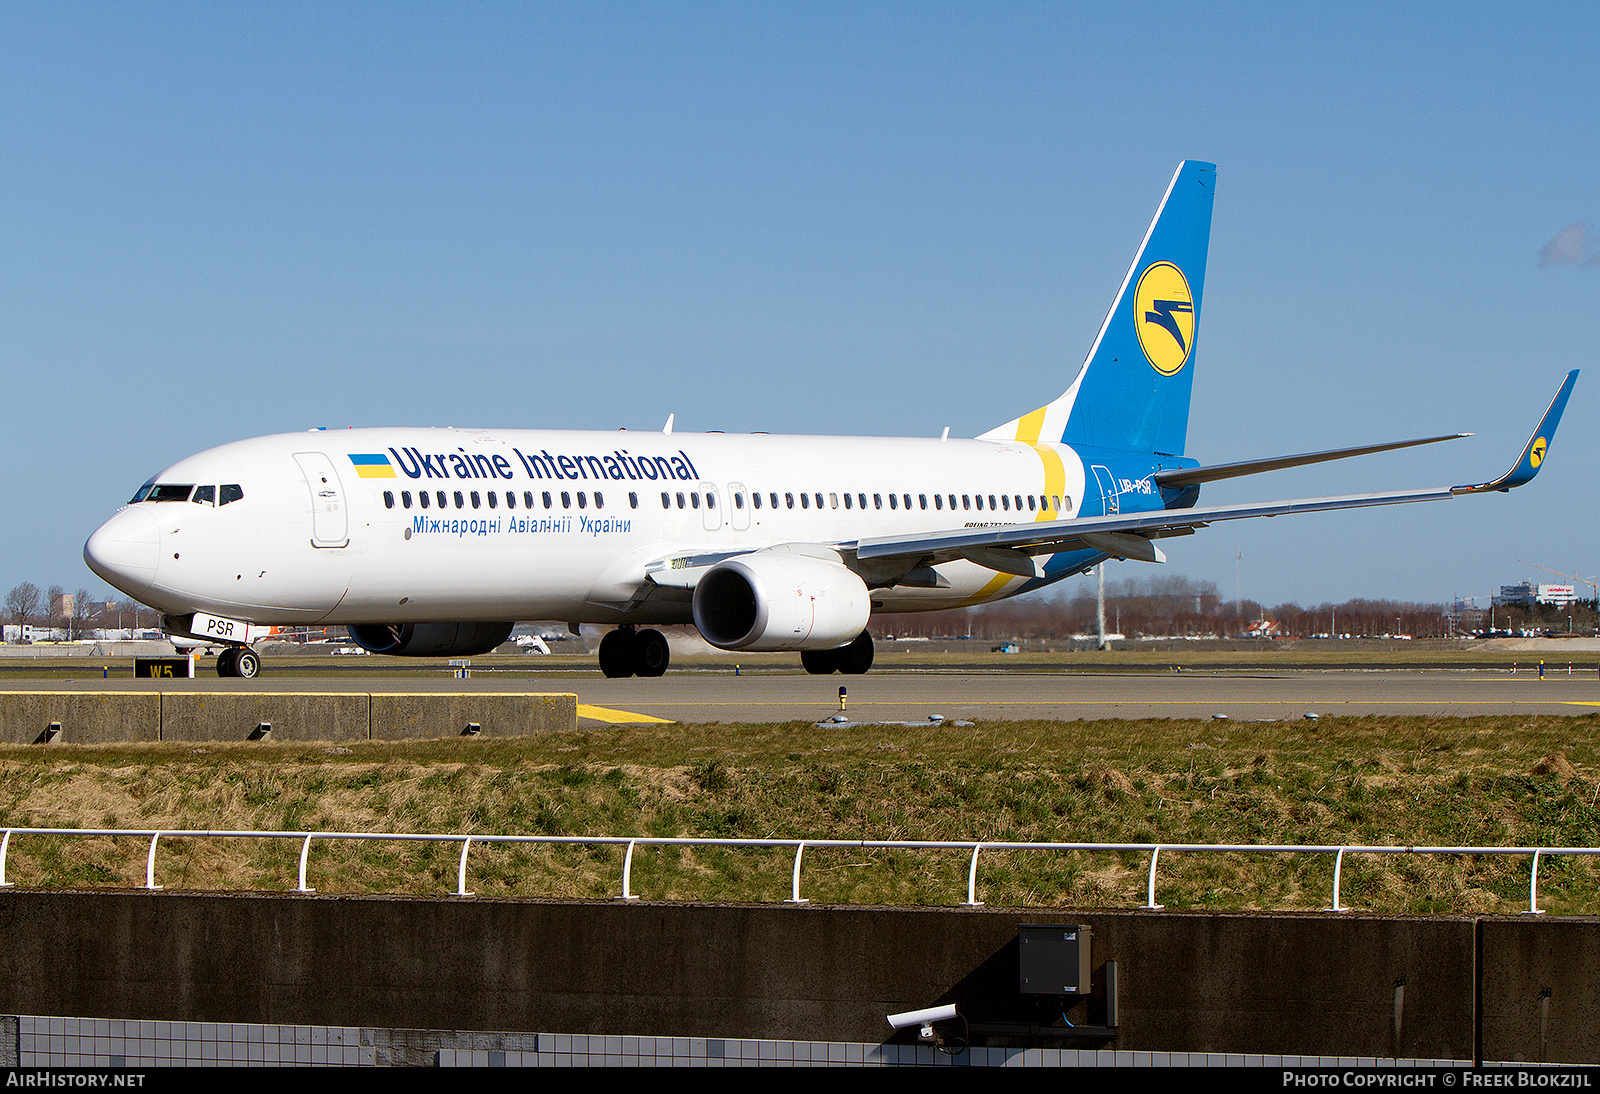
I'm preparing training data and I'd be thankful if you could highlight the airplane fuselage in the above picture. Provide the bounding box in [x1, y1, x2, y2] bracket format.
[86, 427, 1189, 629]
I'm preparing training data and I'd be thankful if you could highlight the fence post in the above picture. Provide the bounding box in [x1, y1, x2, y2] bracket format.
[1145, 846, 1164, 910]
[296, 835, 315, 893]
[965, 845, 984, 907]
[619, 840, 638, 901]
[456, 837, 475, 897]
[786, 842, 809, 904]
[144, 833, 163, 891]
[1527, 850, 1546, 915]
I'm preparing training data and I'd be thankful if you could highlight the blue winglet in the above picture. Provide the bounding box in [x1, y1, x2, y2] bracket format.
[1453, 370, 1578, 493]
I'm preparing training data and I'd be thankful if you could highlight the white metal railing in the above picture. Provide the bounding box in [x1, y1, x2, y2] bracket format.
[0, 828, 1593, 914]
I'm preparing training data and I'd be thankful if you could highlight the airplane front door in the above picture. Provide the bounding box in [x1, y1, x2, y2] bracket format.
[294, 452, 349, 547]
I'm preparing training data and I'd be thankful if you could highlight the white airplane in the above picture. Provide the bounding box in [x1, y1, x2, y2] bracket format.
[83, 162, 1577, 679]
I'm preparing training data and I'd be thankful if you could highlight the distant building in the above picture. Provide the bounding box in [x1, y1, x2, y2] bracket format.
[1492, 582, 1577, 608]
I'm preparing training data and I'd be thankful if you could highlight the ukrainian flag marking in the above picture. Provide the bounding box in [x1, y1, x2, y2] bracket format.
[348, 453, 396, 478]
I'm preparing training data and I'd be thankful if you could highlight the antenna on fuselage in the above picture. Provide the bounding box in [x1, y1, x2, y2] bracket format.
[663, 413, 675, 436]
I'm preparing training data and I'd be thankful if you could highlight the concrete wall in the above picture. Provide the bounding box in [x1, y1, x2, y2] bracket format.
[0, 892, 1592, 1062]
[0, 692, 576, 743]
[0, 693, 161, 744]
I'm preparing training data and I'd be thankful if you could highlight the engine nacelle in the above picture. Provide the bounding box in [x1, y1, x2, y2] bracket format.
[346, 622, 515, 657]
[692, 553, 870, 651]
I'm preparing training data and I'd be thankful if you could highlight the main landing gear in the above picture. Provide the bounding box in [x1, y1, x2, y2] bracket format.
[598, 625, 671, 678]
[801, 630, 875, 675]
[216, 646, 261, 678]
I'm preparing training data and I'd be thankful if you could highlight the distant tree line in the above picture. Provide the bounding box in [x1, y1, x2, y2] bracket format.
[879, 575, 1599, 640]
[3, 583, 159, 640]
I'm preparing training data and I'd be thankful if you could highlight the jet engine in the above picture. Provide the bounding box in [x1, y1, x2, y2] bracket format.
[692, 552, 870, 651]
[346, 622, 516, 657]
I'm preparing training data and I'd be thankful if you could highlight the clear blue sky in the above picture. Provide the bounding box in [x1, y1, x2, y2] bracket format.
[2, 3, 1595, 610]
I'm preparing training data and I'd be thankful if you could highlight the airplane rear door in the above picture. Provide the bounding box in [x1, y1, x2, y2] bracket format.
[1091, 465, 1120, 516]
[294, 452, 349, 547]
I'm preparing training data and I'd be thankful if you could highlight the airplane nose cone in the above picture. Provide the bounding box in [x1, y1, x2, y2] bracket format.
[84, 507, 159, 596]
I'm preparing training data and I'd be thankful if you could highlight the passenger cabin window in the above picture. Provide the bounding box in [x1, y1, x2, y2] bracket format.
[454, 491, 465, 508]
[630, 492, 639, 509]
[800, 493, 809, 509]
[889, 494, 898, 510]
[595, 492, 604, 509]
[770, 492, 779, 508]
[437, 491, 447, 508]
[661, 492, 671, 508]
[542, 492, 553, 509]
[486, 492, 496, 509]
[858, 494, 866, 509]
[830, 493, 839, 509]
[874, 494, 882, 509]
[505, 492, 515, 509]
[842, 493, 851, 509]
[524, 491, 536, 508]
[219, 484, 243, 505]
[562, 492, 572, 509]
[577, 492, 587, 509]
[402, 491, 413, 509]
[419, 490, 430, 508]
[814, 493, 823, 509]
[1001, 495, 1010, 510]
[933, 495, 942, 510]
[919, 494, 927, 510]
[383, 491, 395, 509]
[192, 485, 215, 505]
[704, 492, 714, 509]
[470, 491, 481, 509]
[785, 492, 794, 508]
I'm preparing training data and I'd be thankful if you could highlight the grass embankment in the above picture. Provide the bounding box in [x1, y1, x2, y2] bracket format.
[2, 715, 1598, 914]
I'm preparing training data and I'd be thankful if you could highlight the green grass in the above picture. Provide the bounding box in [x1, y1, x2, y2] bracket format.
[0, 715, 1596, 913]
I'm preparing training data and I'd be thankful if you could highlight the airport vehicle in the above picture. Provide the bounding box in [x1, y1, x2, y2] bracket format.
[82, 162, 1577, 678]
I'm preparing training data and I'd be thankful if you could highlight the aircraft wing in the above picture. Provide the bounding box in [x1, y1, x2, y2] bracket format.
[849, 369, 1578, 573]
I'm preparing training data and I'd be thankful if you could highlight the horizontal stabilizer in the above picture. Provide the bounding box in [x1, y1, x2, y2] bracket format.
[850, 372, 1576, 570]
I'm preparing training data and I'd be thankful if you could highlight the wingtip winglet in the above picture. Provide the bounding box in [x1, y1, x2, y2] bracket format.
[1452, 370, 1578, 494]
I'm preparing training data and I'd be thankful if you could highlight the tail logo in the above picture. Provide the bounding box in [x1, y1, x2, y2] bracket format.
[1134, 262, 1196, 376]
[1530, 437, 1547, 467]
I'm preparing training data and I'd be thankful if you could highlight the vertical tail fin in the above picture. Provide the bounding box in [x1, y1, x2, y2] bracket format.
[981, 160, 1215, 456]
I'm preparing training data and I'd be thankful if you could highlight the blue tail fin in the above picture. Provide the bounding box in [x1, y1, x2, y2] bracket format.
[981, 161, 1215, 456]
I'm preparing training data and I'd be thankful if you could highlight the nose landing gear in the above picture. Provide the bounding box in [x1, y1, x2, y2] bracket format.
[216, 646, 261, 678]
[598, 625, 671, 678]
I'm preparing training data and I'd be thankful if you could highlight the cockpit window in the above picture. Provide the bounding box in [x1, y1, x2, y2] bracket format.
[220, 484, 244, 505]
[129, 484, 155, 504]
[143, 484, 195, 502]
[192, 485, 215, 505]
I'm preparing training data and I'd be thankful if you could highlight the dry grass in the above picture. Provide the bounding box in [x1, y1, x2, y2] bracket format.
[1, 714, 1598, 913]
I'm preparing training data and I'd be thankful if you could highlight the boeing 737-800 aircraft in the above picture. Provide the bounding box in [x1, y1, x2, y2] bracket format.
[83, 162, 1577, 678]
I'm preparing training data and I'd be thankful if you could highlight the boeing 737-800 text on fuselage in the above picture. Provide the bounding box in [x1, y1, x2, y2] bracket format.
[83, 162, 1577, 678]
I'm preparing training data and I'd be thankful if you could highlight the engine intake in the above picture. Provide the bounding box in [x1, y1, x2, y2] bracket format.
[692, 553, 869, 651]
[346, 622, 515, 657]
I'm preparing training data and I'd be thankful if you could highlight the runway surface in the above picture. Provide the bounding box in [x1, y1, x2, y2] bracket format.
[5, 666, 1599, 724]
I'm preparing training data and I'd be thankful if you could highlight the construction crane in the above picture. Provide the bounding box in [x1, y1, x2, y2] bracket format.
[1517, 560, 1598, 603]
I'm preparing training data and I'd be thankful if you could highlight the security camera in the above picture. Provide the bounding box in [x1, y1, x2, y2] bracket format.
[886, 1003, 958, 1040]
